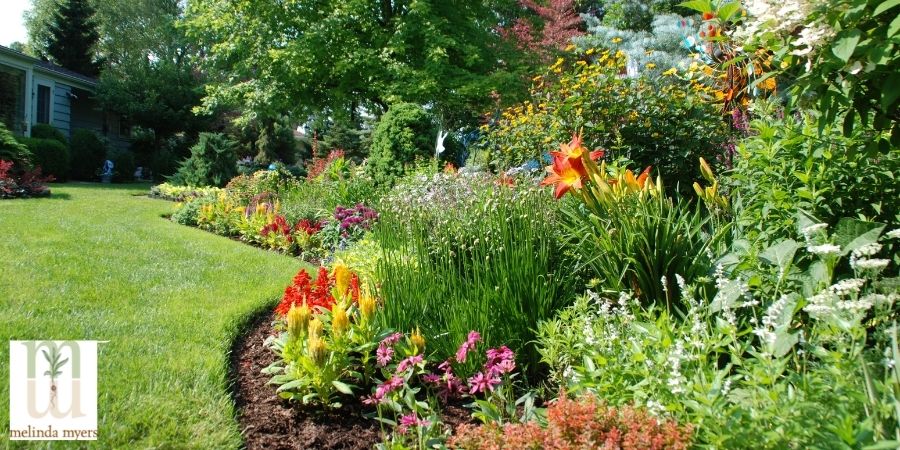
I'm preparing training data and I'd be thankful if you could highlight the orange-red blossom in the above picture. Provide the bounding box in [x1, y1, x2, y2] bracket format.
[540, 133, 604, 199]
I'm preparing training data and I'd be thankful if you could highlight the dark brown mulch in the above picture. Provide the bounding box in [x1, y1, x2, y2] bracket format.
[231, 312, 481, 450]
[230, 312, 383, 450]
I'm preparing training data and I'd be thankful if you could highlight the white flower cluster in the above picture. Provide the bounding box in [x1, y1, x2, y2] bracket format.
[885, 229, 900, 240]
[667, 340, 686, 395]
[753, 295, 789, 348]
[850, 243, 889, 273]
[736, 0, 833, 58]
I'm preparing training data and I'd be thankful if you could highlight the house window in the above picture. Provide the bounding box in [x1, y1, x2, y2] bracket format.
[36, 85, 51, 124]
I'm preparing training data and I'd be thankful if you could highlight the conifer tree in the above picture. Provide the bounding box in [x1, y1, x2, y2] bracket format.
[46, 0, 101, 76]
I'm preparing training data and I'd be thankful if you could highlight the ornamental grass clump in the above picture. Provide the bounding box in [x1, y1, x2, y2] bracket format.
[373, 171, 578, 378]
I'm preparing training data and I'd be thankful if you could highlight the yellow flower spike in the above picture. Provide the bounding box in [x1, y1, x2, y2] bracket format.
[359, 294, 376, 321]
[332, 303, 349, 337]
[332, 263, 351, 298]
[287, 303, 310, 339]
[308, 317, 324, 342]
[308, 336, 327, 366]
[410, 327, 426, 355]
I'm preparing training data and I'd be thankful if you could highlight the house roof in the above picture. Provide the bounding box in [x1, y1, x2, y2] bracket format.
[0, 44, 98, 88]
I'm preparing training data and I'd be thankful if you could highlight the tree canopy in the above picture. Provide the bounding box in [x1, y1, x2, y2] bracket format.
[183, 0, 535, 128]
[45, 0, 101, 76]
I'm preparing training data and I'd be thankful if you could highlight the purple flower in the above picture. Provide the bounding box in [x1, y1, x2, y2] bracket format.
[455, 330, 481, 363]
[383, 332, 403, 345]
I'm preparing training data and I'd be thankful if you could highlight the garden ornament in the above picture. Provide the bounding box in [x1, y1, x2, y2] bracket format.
[435, 129, 449, 158]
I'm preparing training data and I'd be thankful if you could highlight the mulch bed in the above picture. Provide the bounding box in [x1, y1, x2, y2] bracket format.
[231, 312, 478, 449]
[231, 312, 383, 450]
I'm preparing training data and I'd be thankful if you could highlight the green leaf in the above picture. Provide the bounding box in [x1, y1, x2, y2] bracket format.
[889, 14, 900, 37]
[863, 440, 900, 450]
[275, 379, 304, 392]
[331, 380, 354, 395]
[831, 29, 862, 62]
[760, 239, 800, 272]
[678, 0, 713, 13]
[832, 218, 885, 256]
[874, 0, 900, 16]
[718, 1, 741, 21]
[773, 330, 799, 358]
[881, 74, 900, 111]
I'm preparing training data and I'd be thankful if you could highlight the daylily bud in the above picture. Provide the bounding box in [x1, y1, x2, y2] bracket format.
[699, 157, 715, 183]
[693, 181, 704, 198]
[287, 303, 310, 339]
[332, 303, 349, 336]
[410, 327, 426, 354]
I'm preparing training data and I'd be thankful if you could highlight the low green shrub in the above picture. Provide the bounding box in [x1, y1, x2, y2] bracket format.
[729, 102, 900, 244]
[0, 122, 31, 166]
[18, 137, 69, 180]
[170, 133, 238, 187]
[366, 103, 437, 186]
[30, 123, 67, 144]
[69, 129, 106, 180]
[171, 195, 214, 226]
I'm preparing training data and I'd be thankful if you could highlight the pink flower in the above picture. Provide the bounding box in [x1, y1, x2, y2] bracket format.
[455, 330, 482, 363]
[383, 332, 403, 345]
[363, 375, 405, 405]
[376, 343, 394, 367]
[398, 413, 431, 434]
[485, 345, 516, 376]
[396, 355, 423, 374]
[468, 371, 501, 394]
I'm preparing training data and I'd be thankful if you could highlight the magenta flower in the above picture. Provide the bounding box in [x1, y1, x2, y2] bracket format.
[455, 330, 482, 363]
[383, 332, 403, 345]
[363, 375, 405, 405]
[396, 355, 423, 374]
[398, 413, 431, 434]
[467, 371, 501, 394]
[485, 345, 516, 376]
[376, 343, 394, 367]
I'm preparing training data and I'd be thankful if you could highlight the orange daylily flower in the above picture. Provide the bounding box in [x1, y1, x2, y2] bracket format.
[541, 154, 584, 199]
[551, 133, 605, 176]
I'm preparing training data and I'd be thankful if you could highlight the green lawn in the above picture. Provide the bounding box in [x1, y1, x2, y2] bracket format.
[0, 183, 308, 448]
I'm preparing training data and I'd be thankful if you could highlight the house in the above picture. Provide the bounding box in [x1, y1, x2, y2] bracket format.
[0, 44, 129, 150]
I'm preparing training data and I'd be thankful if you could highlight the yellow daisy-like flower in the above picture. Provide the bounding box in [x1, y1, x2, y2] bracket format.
[646, 63, 657, 70]
[611, 37, 623, 44]
[662, 68, 677, 76]
[585, 48, 595, 55]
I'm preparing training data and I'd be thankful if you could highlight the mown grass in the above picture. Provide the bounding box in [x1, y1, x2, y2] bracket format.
[0, 183, 308, 448]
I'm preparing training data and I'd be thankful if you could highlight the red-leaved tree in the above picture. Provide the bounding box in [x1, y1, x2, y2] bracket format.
[520, 0, 584, 51]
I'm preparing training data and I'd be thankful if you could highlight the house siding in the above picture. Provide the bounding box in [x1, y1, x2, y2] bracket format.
[53, 83, 72, 138]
